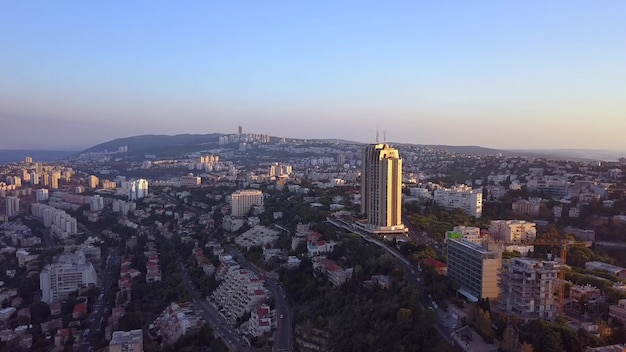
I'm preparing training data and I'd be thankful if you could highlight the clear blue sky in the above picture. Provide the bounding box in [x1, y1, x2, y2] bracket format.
[1, 1, 625, 150]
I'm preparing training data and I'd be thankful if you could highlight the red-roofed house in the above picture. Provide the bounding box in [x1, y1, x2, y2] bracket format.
[422, 258, 448, 276]
[118, 276, 133, 289]
[313, 257, 352, 287]
[72, 303, 87, 319]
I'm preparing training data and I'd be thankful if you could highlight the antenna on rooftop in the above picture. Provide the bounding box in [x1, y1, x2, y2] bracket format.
[383, 130, 387, 143]
[376, 125, 380, 144]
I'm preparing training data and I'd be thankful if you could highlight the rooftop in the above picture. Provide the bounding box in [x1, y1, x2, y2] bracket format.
[110, 329, 143, 345]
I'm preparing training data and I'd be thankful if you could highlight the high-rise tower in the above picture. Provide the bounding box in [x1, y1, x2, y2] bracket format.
[359, 144, 407, 236]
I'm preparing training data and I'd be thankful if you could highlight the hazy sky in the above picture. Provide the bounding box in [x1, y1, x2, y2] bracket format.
[1, 1, 625, 150]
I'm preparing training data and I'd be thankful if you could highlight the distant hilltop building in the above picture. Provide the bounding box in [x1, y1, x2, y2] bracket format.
[358, 144, 407, 236]
[434, 185, 483, 218]
[269, 163, 292, 177]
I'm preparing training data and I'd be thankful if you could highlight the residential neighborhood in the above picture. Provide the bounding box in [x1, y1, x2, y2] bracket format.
[0, 131, 626, 352]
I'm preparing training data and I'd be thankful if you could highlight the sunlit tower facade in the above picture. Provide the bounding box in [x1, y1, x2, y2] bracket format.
[359, 144, 407, 236]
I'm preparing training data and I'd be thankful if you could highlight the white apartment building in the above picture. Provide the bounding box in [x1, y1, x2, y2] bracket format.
[489, 220, 537, 243]
[35, 188, 49, 202]
[123, 179, 149, 200]
[512, 198, 542, 216]
[360, 144, 406, 234]
[153, 302, 204, 345]
[30, 172, 39, 185]
[31, 203, 78, 239]
[90, 195, 104, 212]
[212, 269, 267, 320]
[498, 258, 559, 322]
[445, 226, 483, 244]
[230, 189, 264, 217]
[434, 185, 483, 218]
[109, 329, 143, 352]
[40, 253, 98, 303]
[5, 196, 20, 218]
[112, 199, 136, 215]
[447, 239, 502, 302]
[526, 179, 570, 199]
[6, 176, 21, 188]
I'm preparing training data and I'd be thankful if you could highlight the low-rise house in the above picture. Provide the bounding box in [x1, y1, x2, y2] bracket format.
[586, 261, 626, 279]
[313, 257, 352, 287]
[0, 307, 16, 322]
[248, 303, 273, 337]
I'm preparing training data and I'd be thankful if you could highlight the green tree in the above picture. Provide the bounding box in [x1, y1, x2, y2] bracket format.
[501, 326, 520, 352]
[396, 308, 413, 329]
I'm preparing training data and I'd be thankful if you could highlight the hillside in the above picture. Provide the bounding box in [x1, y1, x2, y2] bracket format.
[80, 133, 625, 162]
[0, 150, 75, 165]
[81, 134, 223, 154]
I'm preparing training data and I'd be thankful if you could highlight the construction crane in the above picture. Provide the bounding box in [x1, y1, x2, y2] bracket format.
[531, 238, 592, 315]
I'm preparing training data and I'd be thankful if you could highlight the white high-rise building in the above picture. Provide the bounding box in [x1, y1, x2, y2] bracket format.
[30, 172, 39, 185]
[21, 169, 31, 182]
[359, 144, 406, 235]
[5, 196, 20, 218]
[230, 189, 264, 217]
[269, 163, 292, 177]
[129, 179, 148, 200]
[88, 175, 99, 189]
[50, 172, 61, 189]
[119, 179, 149, 200]
[40, 253, 98, 303]
[6, 176, 21, 188]
[36, 189, 49, 202]
[434, 185, 483, 218]
[31, 203, 78, 239]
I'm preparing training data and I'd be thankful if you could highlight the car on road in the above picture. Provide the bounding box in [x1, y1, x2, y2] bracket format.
[280, 314, 284, 319]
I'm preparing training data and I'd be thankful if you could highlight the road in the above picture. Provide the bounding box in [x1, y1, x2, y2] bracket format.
[402, 214, 445, 257]
[327, 217, 455, 346]
[226, 246, 293, 352]
[76, 252, 118, 352]
[178, 259, 254, 352]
